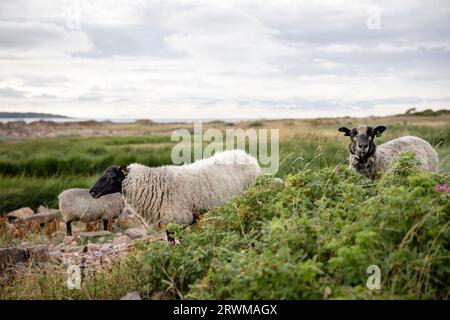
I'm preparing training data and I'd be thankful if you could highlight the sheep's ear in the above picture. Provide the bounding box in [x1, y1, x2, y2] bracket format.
[373, 126, 387, 137]
[119, 166, 128, 176]
[338, 127, 351, 136]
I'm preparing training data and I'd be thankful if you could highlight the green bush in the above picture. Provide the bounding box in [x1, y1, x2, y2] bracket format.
[1, 127, 449, 299]
[184, 156, 449, 299]
[5, 153, 447, 299]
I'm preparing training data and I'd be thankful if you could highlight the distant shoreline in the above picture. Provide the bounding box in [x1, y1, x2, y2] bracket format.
[0, 112, 70, 119]
[1, 108, 448, 125]
[0, 118, 256, 124]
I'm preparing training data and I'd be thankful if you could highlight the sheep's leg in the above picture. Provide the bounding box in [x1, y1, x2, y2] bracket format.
[66, 220, 72, 236]
[103, 219, 109, 231]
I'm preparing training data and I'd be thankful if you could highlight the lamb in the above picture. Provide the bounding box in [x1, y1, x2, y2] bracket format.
[58, 188, 125, 236]
[89, 149, 262, 228]
[338, 125, 439, 179]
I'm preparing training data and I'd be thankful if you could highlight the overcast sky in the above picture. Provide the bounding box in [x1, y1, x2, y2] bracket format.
[0, 0, 449, 119]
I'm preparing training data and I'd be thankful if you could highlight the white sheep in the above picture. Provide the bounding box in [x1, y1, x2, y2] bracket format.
[89, 149, 262, 228]
[338, 125, 439, 179]
[58, 188, 125, 236]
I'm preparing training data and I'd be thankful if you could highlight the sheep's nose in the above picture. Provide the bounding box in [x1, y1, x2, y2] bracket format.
[358, 143, 368, 150]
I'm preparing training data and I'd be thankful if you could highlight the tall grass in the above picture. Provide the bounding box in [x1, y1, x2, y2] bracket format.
[0, 135, 173, 177]
[0, 175, 95, 212]
[278, 137, 346, 177]
[1, 123, 449, 213]
[0, 135, 174, 212]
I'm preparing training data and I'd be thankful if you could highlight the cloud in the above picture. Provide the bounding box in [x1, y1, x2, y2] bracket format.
[0, 0, 449, 118]
[76, 24, 174, 58]
[0, 21, 91, 57]
[0, 87, 28, 98]
[36, 93, 57, 99]
[21, 76, 69, 89]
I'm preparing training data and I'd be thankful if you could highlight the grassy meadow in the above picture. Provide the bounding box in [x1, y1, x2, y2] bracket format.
[1, 116, 449, 213]
[0, 115, 449, 299]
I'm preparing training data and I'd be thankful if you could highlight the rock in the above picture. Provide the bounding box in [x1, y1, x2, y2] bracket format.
[113, 235, 132, 247]
[0, 245, 49, 270]
[323, 287, 332, 300]
[49, 253, 63, 264]
[65, 245, 80, 253]
[58, 221, 67, 230]
[120, 291, 142, 300]
[37, 206, 60, 215]
[101, 244, 112, 250]
[86, 243, 97, 251]
[271, 178, 284, 186]
[98, 237, 106, 243]
[28, 245, 49, 262]
[7, 207, 34, 221]
[77, 230, 112, 240]
[5, 223, 17, 236]
[124, 227, 147, 239]
[113, 207, 143, 232]
[22, 211, 62, 225]
[151, 290, 175, 300]
[15, 261, 27, 270]
[63, 236, 75, 244]
[0, 247, 27, 270]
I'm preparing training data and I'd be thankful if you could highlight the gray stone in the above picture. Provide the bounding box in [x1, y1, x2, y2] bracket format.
[124, 227, 147, 239]
[77, 230, 112, 239]
[113, 208, 143, 232]
[5, 222, 17, 235]
[28, 245, 49, 262]
[6, 207, 34, 221]
[120, 291, 142, 300]
[271, 178, 284, 186]
[22, 211, 62, 225]
[0, 247, 27, 270]
[49, 253, 63, 264]
[37, 205, 60, 215]
[0, 245, 49, 270]
[113, 235, 132, 247]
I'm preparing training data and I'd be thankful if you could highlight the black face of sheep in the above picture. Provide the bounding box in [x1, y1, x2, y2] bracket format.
[338, 125, 386, 159]
[90, 165, 127, 199]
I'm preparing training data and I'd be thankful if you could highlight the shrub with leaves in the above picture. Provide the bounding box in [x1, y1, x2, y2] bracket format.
[2, 153, 449, 299]
[131, 153, 449, 300]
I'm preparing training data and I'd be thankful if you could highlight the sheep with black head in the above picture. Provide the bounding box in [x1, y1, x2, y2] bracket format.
[338, 125, 439, 179]
[89, 150, 261, 229]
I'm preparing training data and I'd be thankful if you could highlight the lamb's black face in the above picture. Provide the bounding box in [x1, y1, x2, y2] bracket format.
[338, 125, 386, 159]
[89, 165, 127, 199]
